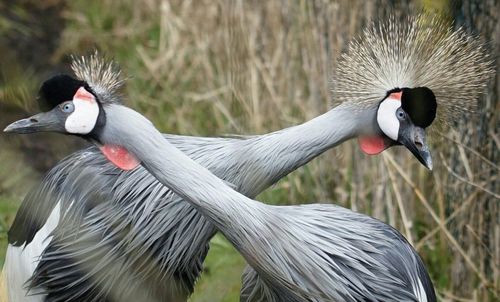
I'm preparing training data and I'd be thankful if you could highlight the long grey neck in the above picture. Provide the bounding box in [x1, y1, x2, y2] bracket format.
[100, 104, 378, 296]
[102, 105, 264, 236]
[238, 103, 378, 196]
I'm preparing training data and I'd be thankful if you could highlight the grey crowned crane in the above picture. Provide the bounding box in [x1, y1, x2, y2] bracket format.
[3, 15, 492, 302]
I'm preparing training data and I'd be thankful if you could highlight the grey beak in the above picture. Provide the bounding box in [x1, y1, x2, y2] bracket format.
[4, 112, 63, 134]
[4, 117, 39, 134]
[399, 126, 433, 170]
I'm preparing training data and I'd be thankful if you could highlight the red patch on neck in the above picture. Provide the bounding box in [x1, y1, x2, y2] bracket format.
[358, 136, 388, 155]
[74, 87, 95, 103]
[99, 144, 140, 171]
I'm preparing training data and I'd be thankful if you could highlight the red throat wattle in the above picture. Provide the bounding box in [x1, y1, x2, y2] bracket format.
[358, 90, 401, 155]
[358, 136, 388, 155]
[99, 145, 141, 171]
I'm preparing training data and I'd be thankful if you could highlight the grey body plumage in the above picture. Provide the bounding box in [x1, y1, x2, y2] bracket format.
[7, 107, 363, 302]
[4, 14, 492, 302]
[98, 103, 436, 302]
[95, 105, 435, 302]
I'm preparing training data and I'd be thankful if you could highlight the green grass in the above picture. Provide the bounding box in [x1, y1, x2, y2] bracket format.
[189, 235, 246, 302]
[0, 196, 20, 267]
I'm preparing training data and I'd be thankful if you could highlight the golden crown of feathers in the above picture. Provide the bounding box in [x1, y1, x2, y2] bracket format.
[71, 14, 494, 126]
[331, 14, 494, 126]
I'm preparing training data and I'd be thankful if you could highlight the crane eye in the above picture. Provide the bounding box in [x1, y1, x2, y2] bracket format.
[60, 101, 75, 113]
[396, 108, 406, 120]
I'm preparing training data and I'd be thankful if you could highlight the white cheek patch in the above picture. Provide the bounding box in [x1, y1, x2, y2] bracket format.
[377, 97, 400, 141]
[65, 88, 99, 134]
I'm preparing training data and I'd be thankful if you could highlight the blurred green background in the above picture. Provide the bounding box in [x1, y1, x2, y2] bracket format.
[0, 0, 498, 301]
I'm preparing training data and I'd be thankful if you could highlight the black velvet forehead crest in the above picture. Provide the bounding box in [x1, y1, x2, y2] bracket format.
[401, 87, 437, 128]
[38, 74, 87, 111]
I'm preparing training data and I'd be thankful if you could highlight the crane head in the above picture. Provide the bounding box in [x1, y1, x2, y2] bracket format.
[3, 73, 140, 171]
[4, 74, 104, 136]
[332, 14, 493, 171]
[3, 53, 140, 170]
[3, 51, 123, 135]
[359, 87, 437, 170]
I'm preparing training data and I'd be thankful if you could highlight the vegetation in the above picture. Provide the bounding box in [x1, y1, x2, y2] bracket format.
[0, 0, 498, 301]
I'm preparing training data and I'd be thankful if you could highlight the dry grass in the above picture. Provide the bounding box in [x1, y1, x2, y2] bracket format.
[1, 0, 498, 301]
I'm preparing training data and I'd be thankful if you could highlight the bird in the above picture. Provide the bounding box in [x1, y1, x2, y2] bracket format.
[3, 14, 492, 302]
